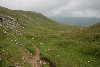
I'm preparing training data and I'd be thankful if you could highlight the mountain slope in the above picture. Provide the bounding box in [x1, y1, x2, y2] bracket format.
[0, 6, 100, 67]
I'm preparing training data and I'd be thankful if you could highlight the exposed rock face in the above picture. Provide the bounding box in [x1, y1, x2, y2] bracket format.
[0, 14, 21, 28]
[0, 14, 23, 35]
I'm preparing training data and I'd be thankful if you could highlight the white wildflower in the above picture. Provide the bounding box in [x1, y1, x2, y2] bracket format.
[4, 31, 7, 34]
[48, 49, 50, 50]
[32, 38, 34, 40]
[40, 43, 43, 44]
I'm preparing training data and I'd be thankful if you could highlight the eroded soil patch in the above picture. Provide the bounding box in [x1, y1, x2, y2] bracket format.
[42, 57, 56, 67]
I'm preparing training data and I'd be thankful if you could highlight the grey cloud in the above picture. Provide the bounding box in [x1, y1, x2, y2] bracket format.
[49, 0, 100, 17]
[0, 0, 100, 18]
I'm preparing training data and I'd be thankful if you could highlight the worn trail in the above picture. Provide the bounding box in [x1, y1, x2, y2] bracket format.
[22, 45, 42, 67]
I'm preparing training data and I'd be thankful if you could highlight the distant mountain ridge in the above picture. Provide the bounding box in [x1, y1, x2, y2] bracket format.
[49, 17, 100, 26]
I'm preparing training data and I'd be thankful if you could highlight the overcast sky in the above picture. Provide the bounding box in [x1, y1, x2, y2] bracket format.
[0, 0, 100, 18]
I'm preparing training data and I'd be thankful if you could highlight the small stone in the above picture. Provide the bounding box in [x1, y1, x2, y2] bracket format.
[23, 57, 24, 59]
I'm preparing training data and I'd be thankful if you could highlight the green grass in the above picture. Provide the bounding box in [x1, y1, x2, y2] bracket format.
[0, 6, 100, 67]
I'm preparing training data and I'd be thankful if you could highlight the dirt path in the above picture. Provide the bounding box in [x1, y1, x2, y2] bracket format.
[21, 45, 56, 67]
[22, 45, 42, 67]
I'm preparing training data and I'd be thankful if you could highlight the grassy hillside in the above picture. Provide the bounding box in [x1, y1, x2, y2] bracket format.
[0, 6, 100, 67]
